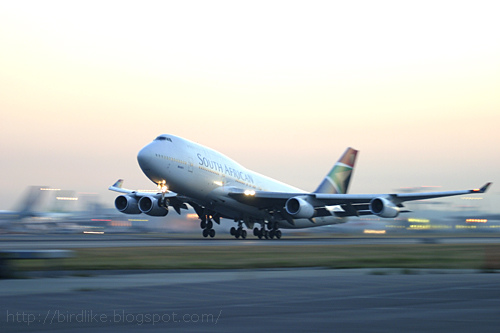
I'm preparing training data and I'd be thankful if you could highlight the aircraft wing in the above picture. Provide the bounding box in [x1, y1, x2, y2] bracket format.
[108, 179, 190, 215]
[228, 182, 492, 218]
[313, 182, 492, 205]
[108, 179, 178, 198]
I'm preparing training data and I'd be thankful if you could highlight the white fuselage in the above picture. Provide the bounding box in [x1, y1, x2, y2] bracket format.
[137, 135, 346, 228]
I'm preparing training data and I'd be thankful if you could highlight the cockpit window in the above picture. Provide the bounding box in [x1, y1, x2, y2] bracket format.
[154, 135, 172, 142]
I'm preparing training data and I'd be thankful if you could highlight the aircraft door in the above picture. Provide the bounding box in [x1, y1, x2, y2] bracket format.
[188, 158, 194, 173]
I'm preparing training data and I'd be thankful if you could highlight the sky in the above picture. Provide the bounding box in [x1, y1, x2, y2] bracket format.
[1, 0, 499, 212]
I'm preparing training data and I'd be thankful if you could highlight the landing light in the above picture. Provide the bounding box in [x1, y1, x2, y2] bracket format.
[244, 190, 256, 196]
[214, 181, 223, 186]
[157, 181, 168, 192]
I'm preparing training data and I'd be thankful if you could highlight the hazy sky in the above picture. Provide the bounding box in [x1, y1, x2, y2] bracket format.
[1, 1, 499, 211]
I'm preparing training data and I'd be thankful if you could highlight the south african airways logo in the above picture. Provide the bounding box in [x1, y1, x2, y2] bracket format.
[197, 153, 254, 184]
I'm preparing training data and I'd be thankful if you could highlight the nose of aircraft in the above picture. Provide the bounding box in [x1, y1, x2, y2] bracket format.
[137, 143, 164, 184]
[137, 144, 153, 172]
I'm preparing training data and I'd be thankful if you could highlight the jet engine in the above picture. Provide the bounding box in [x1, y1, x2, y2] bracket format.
[285, 196, 315, 219]
[138, 196, 169, 217]
[369, 197, 400, 218]
[114, 195, 141, 214]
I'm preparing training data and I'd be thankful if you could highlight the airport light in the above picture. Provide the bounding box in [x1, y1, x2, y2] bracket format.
[363, 229, 386, 234]
[408, 218, 430, 223]
[466, 219, 487, 223]
[56, 196, 78, 201]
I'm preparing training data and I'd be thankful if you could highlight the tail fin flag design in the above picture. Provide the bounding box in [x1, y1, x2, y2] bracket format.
[314, 147, 358, 194]
[112, 179, 124, 189]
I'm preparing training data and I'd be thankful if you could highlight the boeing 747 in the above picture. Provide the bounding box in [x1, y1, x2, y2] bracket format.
[109, 134, 491, 239]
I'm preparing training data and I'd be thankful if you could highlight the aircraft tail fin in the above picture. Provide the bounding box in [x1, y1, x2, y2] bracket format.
[15, 186, 47, 218]
[314, 147, 358, 194]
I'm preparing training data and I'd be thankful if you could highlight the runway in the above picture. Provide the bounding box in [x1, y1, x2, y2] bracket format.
[1, 268, 499, 332]
[1, 233, 500, 250]
[2, 234, 500, 331]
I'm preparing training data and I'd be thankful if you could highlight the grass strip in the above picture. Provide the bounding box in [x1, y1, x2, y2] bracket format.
[13, 244, 500, 271]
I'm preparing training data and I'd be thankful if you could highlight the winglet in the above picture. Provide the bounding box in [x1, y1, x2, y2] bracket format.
[109, 179, 129, 194]
[472, 182, 492, 193]
[111, 179, 124, 189]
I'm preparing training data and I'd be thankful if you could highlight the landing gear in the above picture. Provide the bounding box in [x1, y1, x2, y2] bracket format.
[253, 223, 282, 240]
[254, 227, 267, 239]
[202, 228, 216, 238]
[275, 230, 282, 239]
[231, 220, 282, 240]
[201, 216, 215, 238]
[231, 223, 247, 239]
[268, 229, 282, 239]
[236, 228, 247, 239]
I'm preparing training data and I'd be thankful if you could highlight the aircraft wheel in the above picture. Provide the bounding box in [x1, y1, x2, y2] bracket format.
[235, 228, 241, 239]
[269, 230, 275, 239]
[206, 220, 213, 229]
[202, 229, 209, 237]
[230, 227, 236, 236]
[275, 230, 282, 239]
[241, 229, 247, 239]
[200, 220, 206, 229]
[253, 228, 259, 236]
[264, 230, 269, 239]
[209, 229, 216, 238]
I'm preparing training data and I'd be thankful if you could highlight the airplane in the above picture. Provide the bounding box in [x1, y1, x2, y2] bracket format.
[109, 134, 491, 239]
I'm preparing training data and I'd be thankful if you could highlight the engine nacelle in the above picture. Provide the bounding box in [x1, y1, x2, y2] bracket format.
[114, 195, 141, 214]
[138, 196, 169, 217]
[369, 197, 400, 218]
[285, 196, 315, 219]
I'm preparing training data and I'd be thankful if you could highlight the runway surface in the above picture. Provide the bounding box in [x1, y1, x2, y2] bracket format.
[1, 268, 499, 332]
[1, 233, 500, 249]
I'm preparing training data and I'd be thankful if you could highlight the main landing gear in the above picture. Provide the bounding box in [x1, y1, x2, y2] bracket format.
[253, 223, 282, 240]
[229, 221, 282, 240]
[200, 216, 216, 238]
[230, 224, 247, 239]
